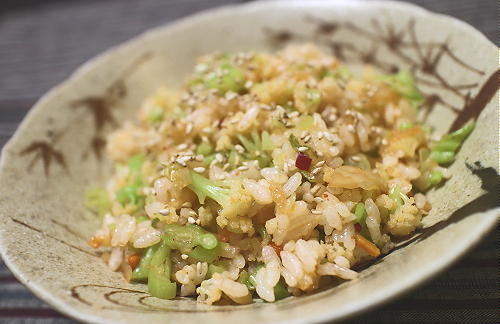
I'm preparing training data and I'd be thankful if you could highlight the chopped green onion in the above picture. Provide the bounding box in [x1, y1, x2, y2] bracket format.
[399, 122, 413, 130]
[273, 280, 290, 301]
[131, 244, 159, 282]
[379, 70, 424, 108]
[84, 187, 111, 217]
[296, 115, 315, 130]
[147, 243, 177, 299]
[429, 151, 455, 164]
[205, 61, 246, 94]
[429, 170, 443, 186]
[354, 203, 367, 224]
[163, 223, 219, 253]
[128, 154, 144, 173]
[196, 141, 214, 156]
[148, 106, 164, 124]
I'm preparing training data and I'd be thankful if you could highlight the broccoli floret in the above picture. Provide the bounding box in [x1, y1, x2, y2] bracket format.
[237, 131, 273, 168]
[188, 171, 253, 229]
[379, 70, 424, 108]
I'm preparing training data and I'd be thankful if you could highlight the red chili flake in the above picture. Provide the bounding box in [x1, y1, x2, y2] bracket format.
[295, 152, 312, 171]
[269, 242, 283, 255]
[354, 223, 362, 232]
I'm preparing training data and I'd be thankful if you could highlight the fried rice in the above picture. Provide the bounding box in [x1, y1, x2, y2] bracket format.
[85, 44, 474, 304]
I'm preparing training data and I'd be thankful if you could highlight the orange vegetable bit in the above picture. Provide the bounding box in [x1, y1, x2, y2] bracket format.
[269, 241, 283, 255]
[127, 254, 141, 270]
[88, 236, 102, 248]
[354, 233, 380, 257]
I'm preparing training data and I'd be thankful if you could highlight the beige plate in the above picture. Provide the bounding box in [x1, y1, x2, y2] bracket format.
[0, 0, 498, 323]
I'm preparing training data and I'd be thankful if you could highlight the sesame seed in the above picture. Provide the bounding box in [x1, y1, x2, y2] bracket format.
[317, 132, 324, 140]
[300, 131, 310, 139]
[193, 167, 206, 173]
[310, 184, 321, 194]
[303, 135, 312, 143]
[260, 104, 272, 110]
[317, 151, 324, 157]
[235, 144, 245, 154]
[311, 209, 323, 215]
[311, 167, 322, 175]
[202, 127, 213, 134]
[170, 198, 177, 202]
[159, 209, 170, 216]
[215, 153, 224, 162]
[283, 163, 289, 173]
[195, 155, 204, 162]
[187, 217, 196, 224]
[185, 122, 193, 134]
[297, 146, 309, 152]
[244, 80, 254, 89]
[237, 165, 249, 171]
[177, 143, 188, 150]
[288, 111, 299, 118]
[225, 92, 237, 101]
[181, 202, 192, 208]
[313, 197, 323, 203]
[351, 155, 361, 161]
[181, 254, 189, 260]
[315, 160, 326, 167]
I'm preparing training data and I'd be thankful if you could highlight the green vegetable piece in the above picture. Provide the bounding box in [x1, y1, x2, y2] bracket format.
[321, 66, 352, 80]
[148, 106, 164, 124]
[288, 134, 302, 150]
[431, 140, 461, 152]
[296, 115, 315, 130]
[248, 263, 264, 290]
[188, 171, 230, 205]
[131, 244, 159, 282]
[354, 203, 367, 224]
[228, 150, 241, 168]
[203, 154, 217, 166]
[207, 263, 227, 279]
[196, 141, 214, 156]
[135, 215, 149, 223]
[116, 185, 141, 206]
[257, 225, 271, 245]
[443, 121, 475, 143]
[429, 170, 443, 186]
[273, 280, 290, 301]
[205, 61, 246, 94]
[238, 270, 250, 287]
[388, 186, 409, 209]
[306, 89, 321, 110]
[163, 223, 219, 252]
[188, 241, 227, 263]
[128, 154, 144, 173]
[84, 187, 111, 217]
[380, 70, 424, 108]
[430, 151, 455, 164]
[399, 122, 413, 130]
[345, 154, 371, 171]
[147, 243, 177, 299]
[261, 131, 274, 151]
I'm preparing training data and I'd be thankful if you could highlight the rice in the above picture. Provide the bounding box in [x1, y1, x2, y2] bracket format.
[84, 43, 473, 304]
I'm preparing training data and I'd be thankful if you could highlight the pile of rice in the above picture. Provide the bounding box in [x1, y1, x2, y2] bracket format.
[86, 44, 465, 305]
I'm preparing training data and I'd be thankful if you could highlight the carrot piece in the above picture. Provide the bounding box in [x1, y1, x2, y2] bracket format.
[354, 233, 380, 257]
[128, 254, 141, 270]
[269, 242, 283, 255]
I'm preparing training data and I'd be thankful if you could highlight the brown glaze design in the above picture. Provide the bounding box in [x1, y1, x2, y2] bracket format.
[69, 284, 257, 313]
[264, 17, 497, 131]
[10, 217, 97, 257]
[18, 52, 153, 176]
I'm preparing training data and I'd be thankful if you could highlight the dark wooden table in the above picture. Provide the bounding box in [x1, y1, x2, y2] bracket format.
[0, 1, 498, 323]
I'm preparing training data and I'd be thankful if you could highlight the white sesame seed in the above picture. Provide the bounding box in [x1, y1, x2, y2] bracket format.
[313, 197, 323, 203]
[215, 153, 224, 162]
[177, 143, 188, 150]
[311, 167, 322, 175]
[185, 122, 193, 134]
[311, 209, 323, 215]
[202, 127, 213, 134]
[235, 144, 245, 154]
[297, 146, 309, 152]
[303, 135, 312, 143]
[288, 111, 299, 118]
[310, 184, 321, 194]
[317, 132, 324, 140]
[351, 155, 361, 161]
[237, 165, 249, 171]
[329, 146, 340, 156]
[283, 163, 289, 173]
[317, 151, 324, 157]
[315, 160, 326, 167]
[159, 209, 170, 216]
[225, 92, 237, 101]
[244, 80, 254, 89]
[187, 217, 196, 224]
[193, 167, 206, 173]
[195, 155, 204, 162]
[181, 254, 189, 260]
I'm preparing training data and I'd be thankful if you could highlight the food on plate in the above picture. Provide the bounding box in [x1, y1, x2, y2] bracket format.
[86, 44, 474, 304]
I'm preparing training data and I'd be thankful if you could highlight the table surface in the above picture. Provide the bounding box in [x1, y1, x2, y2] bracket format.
[0, 0, 498, 323]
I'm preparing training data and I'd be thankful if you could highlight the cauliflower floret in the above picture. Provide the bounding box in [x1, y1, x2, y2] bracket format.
[386, 198, 421, 236]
